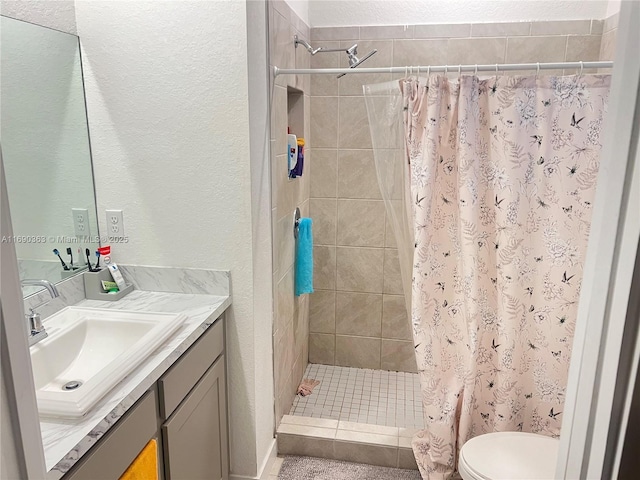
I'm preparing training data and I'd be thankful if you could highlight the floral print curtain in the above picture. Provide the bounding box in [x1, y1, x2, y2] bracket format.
[402, 74, 610, 478]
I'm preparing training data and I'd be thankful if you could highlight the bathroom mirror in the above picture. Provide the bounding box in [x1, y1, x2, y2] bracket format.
[1, 16, 99, 296]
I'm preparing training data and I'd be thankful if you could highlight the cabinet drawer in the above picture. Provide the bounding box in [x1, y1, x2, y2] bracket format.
[63, 390, 158, 480]
[162, 355, 228, 480]
[158, 316, 224, 419]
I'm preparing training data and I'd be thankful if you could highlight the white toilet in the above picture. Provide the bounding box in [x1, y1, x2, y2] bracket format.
[458, 432, 559, 480]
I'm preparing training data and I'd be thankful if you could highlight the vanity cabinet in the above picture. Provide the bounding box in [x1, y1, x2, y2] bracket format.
[62, 389, 161, 480]
[162, 357, 227, 480]
[159, 318, 228, 480]
[61, 314, 228, 480]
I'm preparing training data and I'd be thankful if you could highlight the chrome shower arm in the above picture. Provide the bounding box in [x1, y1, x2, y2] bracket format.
[294, 35, 349, 55]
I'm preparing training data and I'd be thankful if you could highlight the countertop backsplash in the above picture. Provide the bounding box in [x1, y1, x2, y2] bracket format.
[23, 264, 231, 321]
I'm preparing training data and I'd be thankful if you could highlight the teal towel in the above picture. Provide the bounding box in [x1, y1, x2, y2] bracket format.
[295, 218, 314, 296]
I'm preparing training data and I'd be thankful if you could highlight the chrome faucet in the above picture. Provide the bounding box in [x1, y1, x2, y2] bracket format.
[21, 279, 59, 346]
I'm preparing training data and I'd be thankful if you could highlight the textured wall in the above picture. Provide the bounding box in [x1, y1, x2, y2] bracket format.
[75, 2, 270, 477]
[269, 0, 312, 427]
[308, 18, 606, 374]
[308, 0, 608, 27]
[0, 0, 77, 34]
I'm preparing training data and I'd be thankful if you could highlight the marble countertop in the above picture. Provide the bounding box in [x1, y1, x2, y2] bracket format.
[41, 289, 231, 479]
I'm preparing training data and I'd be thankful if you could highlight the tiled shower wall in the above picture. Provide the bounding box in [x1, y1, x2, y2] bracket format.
[269, 0, 312, 426]
[599, 12, 618, 61]
[308, 18, 609, 374]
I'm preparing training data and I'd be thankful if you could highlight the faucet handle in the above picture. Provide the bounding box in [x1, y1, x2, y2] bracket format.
[26, 309, 45, 334]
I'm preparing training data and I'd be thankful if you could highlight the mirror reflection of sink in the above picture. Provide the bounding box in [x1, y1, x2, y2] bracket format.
[30, 307, 186, 419]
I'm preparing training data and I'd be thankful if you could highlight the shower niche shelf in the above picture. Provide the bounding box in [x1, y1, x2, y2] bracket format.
[287, 87, 304, 179]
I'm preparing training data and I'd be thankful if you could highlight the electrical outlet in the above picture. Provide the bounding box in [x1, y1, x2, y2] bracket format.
[105, 209, 125, 237]
[72, 208, 90, 237]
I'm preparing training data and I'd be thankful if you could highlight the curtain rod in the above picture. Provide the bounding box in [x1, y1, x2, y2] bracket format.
[273, 61, 613, 76]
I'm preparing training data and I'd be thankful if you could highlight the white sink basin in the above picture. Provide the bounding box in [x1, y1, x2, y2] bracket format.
[30, 307, 186, 419]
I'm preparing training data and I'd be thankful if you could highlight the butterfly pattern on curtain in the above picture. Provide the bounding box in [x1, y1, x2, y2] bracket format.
[401, 74, 610, 479]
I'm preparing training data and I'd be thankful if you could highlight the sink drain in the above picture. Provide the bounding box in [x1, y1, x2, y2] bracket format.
[62, 380, 83, 391]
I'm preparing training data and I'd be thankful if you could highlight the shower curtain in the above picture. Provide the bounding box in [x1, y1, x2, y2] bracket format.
[364, 73, 610, 478]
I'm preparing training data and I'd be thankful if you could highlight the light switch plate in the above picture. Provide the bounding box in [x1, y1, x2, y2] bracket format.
[106, 209, 125, 237]
[72, 208, 90, 237]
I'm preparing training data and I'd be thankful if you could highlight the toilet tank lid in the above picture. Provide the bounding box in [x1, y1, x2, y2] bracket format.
[459, 432, 560, 480]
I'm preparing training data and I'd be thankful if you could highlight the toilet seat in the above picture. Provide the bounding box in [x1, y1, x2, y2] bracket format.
[458, 432, 559, 480]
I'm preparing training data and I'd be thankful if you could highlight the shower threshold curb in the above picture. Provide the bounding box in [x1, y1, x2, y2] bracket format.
[276, 415, 419, 470]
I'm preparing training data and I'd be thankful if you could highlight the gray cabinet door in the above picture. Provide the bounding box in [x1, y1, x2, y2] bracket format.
[162, 355, 228, 480]
[63, 390, 158, 480]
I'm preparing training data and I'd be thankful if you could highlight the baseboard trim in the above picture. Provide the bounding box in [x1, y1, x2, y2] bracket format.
[230, 438, 278, 480]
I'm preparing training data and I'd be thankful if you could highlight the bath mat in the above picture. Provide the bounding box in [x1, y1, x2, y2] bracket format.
[278, 455, 422, 480]
[296, 378, 320, 396]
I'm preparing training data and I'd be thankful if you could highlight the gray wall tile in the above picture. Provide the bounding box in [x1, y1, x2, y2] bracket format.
[414, 24, 470, 38]
[310, 149, 338, 198]
[335, 335, 381, 369]
[566, 35, 603, 63]
[599, 29, 617, 61]
[311, 198, 337, 245]
[392, 39, 448, 67]
[505, 36, 567, 63]
[448, 37, 506, 64]
[530, 19, 591, 36]
[382, 295, 411, 341]
[360, 25, 414, 40]
[590, 19, 604, 35]
[310, 289, 336, 334]
[309, 333, 336, 364]
[314, 245, 337, 290]
[311, 26, 359, 41]
[335, 292, 383, 336]
[336, 247, 384, 293]
[338, 97, 372, 149]
[337, 199, 386, 247]
[381, 339, 417, 373]
[337, 149, 382, 200]
[383, 249, 402, 295]
[311, 96, 339, 147]
[603, 12, 619, 33]
[471, 22, 530, 37]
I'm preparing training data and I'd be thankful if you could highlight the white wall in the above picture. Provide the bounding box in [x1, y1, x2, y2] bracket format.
[0, 0, 77, 34]
[308, 0, 609, 27]
[74, 1, 271, 477]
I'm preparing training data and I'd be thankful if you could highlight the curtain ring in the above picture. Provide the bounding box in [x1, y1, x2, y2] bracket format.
[458, 64, 462, 76]
[405, 65, 408, 78]
[536, 62, 540, 78]
[474, 64, 478, 75]
[579, 61, 584, 76]
[427, 65, 431, 76]
[444, 65, 448, 76]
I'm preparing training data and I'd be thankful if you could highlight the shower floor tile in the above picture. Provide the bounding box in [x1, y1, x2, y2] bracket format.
[289, 363, 425, 430]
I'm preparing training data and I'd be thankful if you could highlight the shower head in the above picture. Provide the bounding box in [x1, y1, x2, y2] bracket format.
[337, 44, 378, 78]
